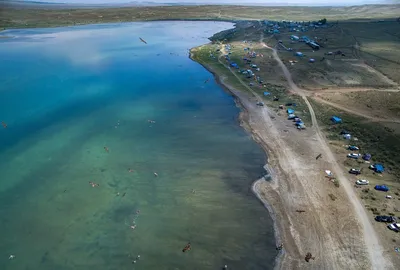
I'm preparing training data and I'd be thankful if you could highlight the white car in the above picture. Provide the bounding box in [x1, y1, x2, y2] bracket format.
[388, 223, 400, 232]
[356, 179, 369, 185]
[347, 153, 361, 159]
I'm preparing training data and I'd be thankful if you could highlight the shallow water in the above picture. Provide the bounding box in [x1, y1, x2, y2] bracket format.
[0, 21, 277, 270]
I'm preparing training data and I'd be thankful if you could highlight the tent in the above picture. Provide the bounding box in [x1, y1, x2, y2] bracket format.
[263, 92, 271, 96]
[287, 108, 295, 114]
[343, 134, 351, 140]
[288, 114, 296, 120]
[362, 153, 372, 161]
[374, 164, 384, 173]
[295, 52, 303, 57]
[309, 58, 315, 63]
[331, 116, 342, 124]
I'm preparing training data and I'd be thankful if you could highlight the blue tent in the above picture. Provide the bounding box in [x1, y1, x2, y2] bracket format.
[230, 62, 238, 68]
[263, 91, 271, 96]
[287, 108, 295, 114]
[288, 114, 296, 120]
[374, 164, 384, 173]
[295, 121, 304, 126]
[331, 116, 342, 124]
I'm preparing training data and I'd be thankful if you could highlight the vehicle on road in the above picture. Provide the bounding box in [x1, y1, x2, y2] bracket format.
[387, 223, 400, 232]
[375, 216, 396, 223]
[349, 168, 361, 175]
[347, 153, 361, 159]
[356, 179, 369, 185]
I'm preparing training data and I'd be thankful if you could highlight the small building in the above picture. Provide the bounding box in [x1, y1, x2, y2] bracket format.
[363, 153, 372, 161]
[287, 108, 295, 114]
[331, 116, 342, 124]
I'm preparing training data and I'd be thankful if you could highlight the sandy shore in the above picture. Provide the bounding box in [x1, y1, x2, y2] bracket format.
[190, 50, 382, 269]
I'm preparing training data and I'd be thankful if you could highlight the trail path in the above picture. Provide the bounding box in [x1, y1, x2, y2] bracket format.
[260, 41, 393, 270]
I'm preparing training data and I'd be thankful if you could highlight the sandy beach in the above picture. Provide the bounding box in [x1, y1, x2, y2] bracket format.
[191, 51, 395, 269]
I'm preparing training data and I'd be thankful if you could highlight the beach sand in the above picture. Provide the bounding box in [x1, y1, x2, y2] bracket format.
[191, 52, 379, 269]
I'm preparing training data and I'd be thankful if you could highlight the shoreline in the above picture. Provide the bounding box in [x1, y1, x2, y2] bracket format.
[189, 50, 286, 269]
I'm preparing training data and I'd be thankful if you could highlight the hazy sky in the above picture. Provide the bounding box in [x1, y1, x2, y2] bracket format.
[24, 0, 397, 6]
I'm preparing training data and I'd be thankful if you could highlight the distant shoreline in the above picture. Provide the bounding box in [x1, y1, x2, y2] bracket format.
[1, 4, 399, 29]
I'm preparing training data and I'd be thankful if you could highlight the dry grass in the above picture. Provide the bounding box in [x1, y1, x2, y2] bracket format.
[315, 90, 400, 120]
[266, 21, 400, 89]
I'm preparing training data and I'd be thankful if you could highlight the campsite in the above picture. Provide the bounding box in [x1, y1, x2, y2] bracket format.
[192, 13, 400, 268]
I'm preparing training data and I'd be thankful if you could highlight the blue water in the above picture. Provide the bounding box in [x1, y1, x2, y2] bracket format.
[0, 22, 276, 270]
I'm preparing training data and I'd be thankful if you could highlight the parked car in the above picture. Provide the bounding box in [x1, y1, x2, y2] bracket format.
[347, 153, 361, 159]
[387, 223, 400, 232]
[356, 179, 369, 185]
[349, 168, 361, 175]
[375, 216, 396, 223]
[348, 145, 359, 151]
[375, 185, 389, 192]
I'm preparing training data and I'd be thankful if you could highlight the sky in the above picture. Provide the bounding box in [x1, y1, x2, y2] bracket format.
[17, 0, 398, 6]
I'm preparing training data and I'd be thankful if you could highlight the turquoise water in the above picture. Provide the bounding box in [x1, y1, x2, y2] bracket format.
[0, 22, 276, 270]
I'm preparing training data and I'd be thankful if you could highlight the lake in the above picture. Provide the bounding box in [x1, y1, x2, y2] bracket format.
[0, 21, 276, 270]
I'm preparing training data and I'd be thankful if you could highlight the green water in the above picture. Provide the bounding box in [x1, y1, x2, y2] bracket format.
[0, 22, 276, 269]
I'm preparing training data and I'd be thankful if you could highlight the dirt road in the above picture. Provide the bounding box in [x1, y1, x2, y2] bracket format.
[262, 42, 393, 270]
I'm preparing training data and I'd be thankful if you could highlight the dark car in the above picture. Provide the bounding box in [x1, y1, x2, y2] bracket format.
[375, 216, 396, 223]
[349, 168, 361, 175]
